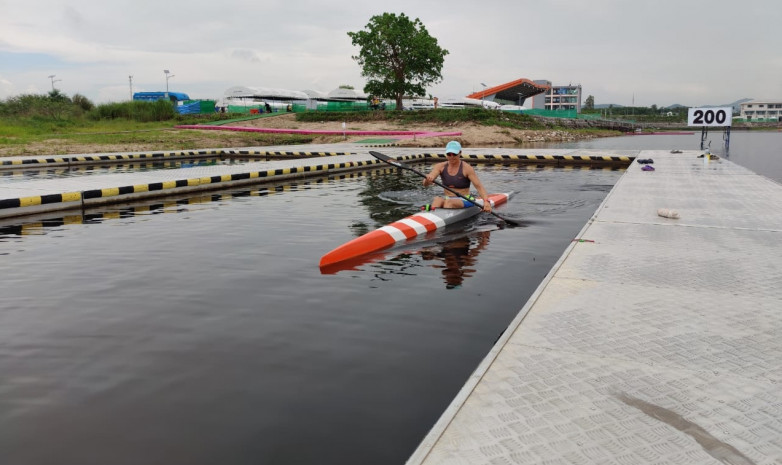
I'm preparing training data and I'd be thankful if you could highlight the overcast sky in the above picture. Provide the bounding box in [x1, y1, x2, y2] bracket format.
[1, 0, 780, 107]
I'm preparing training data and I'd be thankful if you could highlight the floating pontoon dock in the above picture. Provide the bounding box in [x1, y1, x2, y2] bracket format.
[406, 150, 782, 465]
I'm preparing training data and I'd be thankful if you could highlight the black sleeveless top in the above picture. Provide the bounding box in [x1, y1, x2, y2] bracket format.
[440, 161, 470, 189]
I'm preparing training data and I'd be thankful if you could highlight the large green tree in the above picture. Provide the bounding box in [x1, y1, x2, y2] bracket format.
[348, 13, 448, 110]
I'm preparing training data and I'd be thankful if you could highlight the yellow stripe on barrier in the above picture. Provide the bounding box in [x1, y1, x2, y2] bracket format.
[19, 196, 42, 207]
[221, 174, 232, 182]
[102, 187, 120, 197]
[62, 192, 81, 202]
[134, 184, 150, 193]
[162, 181, 177, 189]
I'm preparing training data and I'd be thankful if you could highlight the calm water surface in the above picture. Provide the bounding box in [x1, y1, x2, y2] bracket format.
[1, 131, 778, 464]
[0, 162, 620, 465]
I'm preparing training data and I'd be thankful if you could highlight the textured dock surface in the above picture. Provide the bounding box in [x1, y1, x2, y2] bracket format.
[407, 150, 782, 465]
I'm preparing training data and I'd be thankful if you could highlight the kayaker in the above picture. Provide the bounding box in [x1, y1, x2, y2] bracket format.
[422, 141, 492, 212]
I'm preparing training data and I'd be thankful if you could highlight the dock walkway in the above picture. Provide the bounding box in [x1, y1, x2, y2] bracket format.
[407, 150, 782, 465]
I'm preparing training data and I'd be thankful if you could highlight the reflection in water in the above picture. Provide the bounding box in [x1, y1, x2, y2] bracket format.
[0, 159, 227, 183]
[421, 231, 490, 289]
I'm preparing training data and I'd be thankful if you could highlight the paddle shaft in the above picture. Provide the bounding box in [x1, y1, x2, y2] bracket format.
[369, 151, 518, 226]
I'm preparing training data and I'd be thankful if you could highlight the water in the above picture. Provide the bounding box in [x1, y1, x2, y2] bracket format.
[0, 158, 248, 184]
[0, 163, 620, 465]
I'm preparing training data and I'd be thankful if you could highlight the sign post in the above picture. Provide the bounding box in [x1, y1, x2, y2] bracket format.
[687, 107, 733, 151]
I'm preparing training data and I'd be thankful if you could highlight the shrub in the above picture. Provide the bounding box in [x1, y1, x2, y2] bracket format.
[88, 100, 176, 122]
[71, 93, 95, 112]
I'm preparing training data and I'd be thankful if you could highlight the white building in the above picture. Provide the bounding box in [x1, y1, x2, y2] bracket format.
[739, 100, 782, 122]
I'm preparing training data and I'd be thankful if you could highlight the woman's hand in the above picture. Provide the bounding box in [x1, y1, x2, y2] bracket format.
[482, 200, 492, 212]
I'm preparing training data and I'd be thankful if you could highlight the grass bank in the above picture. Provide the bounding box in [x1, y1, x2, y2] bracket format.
[0, 115, 315, 157]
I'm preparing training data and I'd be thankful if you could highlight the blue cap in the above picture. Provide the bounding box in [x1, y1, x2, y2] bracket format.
[445, 140, 461, 154]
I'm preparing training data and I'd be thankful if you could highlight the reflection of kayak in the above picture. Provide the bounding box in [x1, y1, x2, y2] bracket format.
[319, 192, 514, 270]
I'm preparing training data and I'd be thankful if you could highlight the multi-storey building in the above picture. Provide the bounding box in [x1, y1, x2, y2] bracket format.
[739, 100, 782, 122]
[524, 81, 582, 112]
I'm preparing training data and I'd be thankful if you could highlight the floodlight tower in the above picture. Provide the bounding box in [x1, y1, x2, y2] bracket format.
[164, 69, 175, 95]
[48, 74, 62, 90]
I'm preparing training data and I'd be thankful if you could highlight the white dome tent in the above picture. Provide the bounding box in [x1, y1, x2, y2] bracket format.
[223, 86, 309, 112]
[326, 87, 369, 101]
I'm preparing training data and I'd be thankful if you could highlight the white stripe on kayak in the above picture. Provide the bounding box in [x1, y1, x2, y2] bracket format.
[415, 212, 447, 228]
[398, 218, 430, 236]
[379, 225, 408, 243]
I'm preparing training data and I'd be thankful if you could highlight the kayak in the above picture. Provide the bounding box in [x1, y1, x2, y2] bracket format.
[319, 192, 514, 270]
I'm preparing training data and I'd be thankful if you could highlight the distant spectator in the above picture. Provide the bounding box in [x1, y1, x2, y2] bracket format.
[286, 104, 292, 112]
[434, 97, 439, 109]
[265, 102, 272, 113]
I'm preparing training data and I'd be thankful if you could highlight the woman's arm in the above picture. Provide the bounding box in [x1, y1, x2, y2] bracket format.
[465, 164, 492, 211]
[423, 162, 445, 186]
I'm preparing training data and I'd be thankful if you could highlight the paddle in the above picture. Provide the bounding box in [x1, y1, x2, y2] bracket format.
[368, 151, 520, 226]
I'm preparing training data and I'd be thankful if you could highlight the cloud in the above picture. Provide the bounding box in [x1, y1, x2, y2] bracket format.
[231, 49, 263, 64]
[0, 0, 779, 105]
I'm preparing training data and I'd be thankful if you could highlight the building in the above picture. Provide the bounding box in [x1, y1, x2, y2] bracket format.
[468, 79, 582, 113]
[466, 78, 550, 108]
[739, 100, 782, 122]
[525, 81, 582, 112]
[133, 91, 190, 102]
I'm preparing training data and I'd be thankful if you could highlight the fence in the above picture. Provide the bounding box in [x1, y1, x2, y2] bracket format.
[523, 109, 600, 120]
[176, 100, 216, 115]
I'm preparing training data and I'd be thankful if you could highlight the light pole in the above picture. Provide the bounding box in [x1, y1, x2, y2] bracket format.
[129, 75, 134, 100]
[164, 69, 175, 95]
[517, 93, 523, 107]
[48, 74, 61, 91]
[480, 82, 487, 107]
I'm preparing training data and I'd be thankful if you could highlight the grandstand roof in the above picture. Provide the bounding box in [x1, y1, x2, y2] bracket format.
[466, 78, 549, 103]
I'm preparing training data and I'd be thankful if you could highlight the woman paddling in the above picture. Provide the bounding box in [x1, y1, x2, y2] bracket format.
[422, 141, 492, 212]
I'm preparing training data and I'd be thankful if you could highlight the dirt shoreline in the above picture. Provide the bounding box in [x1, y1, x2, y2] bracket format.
[236, 114, 616, 148]
[2, 113, 620, 157]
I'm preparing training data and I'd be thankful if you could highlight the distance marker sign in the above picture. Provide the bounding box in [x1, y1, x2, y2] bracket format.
[687, 107, 732, 127]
